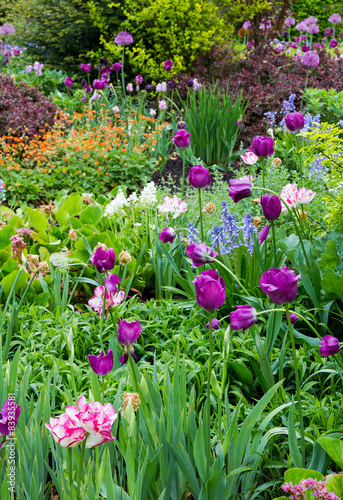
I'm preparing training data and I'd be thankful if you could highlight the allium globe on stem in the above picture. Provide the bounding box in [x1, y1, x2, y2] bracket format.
[260, 266, 300, 304]
[329, 14, 342, 24]
[114, 31, 133, 45]
[230, 305, 257, 332]
[229, 179, 253, 203]
[88, 350, 114, 376]
[191, 269, 226, 311]
[186, 242, 218, 267]
[319, 335, 340, 357]
[301, 51, 320, 67]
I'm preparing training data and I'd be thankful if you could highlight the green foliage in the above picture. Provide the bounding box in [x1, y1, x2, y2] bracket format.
[211, 0, 270, 25]
[304, 88, 343, 124]
[89, 0, 228, 80]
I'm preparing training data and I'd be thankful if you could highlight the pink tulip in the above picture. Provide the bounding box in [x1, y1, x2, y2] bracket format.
[88, 286, 125, 318]
[280, 184, 316, 212]
[240, 151, 258, 165]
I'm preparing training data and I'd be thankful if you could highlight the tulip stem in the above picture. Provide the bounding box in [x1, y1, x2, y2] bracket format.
[128, 349, 139, 393]
[206, 310, 213, 480]
[77, 436, 87, 499]
[285, 304, 305, 468]
[212, 258, 250, 296]
[261, 158, 265, 188]
[102, 376, 105, 405]
[99, 288, 107, 351]
[181, 150, 186, 199]
[271, 221, 277, 266]
[198, 189, 204, 242]
[68, 448, 73, 493]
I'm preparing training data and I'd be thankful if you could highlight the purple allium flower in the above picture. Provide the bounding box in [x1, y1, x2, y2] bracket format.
[126, 83, 133, 92]
[91, 247, 115, 273]
[163, 60, 174, 71]
[173, 129, 191, 149]
[145, 84, 156, 93]
[260, 266, 300, 304]
[329, 14, 342, 24]
[167, 79, 178, 89]
[0, 23, 15, 36]
[112, 62, 122, 72]
[93, 78, 107, 90]
[230, 305, 257, 332]
[290, 313, 299, 323]
[329, 39, 338, 47]
[251, 136, 274, 157]
[0, 397, 21, 437]
[135, 74, 143, 84]
[301, 50, 320, 67]
[285, 17, 295, 26]
[319, 335, 340, 357]
[206, 318, 220, 330]
[188, 165, 211, 189]
[186, 242, 218, 267]
[80, 63, 91, 72]
[159, 227, 176, 243]
[88, 350, 114, 376]
[324, 27, 332, 37]
[258, 224, 269, 244]
[191, 269, 226, 311]
[33, 61, 44, 76]
[296, 21, 308, 32]
[260, 194, 282, 221]
[104, 273, 121, 293]
[159, 100, 167, 110]
[114, 31, 133, 46]
[229, 179, 253, 203]
[64, 77, 73, 87]
[285, 111, 305, 132]
[26, 65, 33, 73]
[242, 20, 251, 30]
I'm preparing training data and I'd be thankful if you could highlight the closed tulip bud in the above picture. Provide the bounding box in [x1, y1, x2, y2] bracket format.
[253, 216, 262, 228]
[159, 227, 176, 243]
[118, 251, 132, 265]
[319, 335, 340, 357]
[260, 194, 282, 221]
[188, 165, 211, 189]
[186, 242, 218, 267]
[203, 202, 216, 214]
[206, 318, 220, 330]
[258, 224, 269, 244]
[191, 269, 226, 311]
[230, 305, 257, 332]
[173, 129, 191, 149]
[251, 136, 274, 157]
[285, 112, 305, 132]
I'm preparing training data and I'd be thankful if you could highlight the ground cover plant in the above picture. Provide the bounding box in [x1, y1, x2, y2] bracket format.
[1, 8, 343, 500]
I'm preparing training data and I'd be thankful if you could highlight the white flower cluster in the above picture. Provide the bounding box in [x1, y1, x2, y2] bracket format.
[104, 189, 128, 216]
[139, 182, 157, 207]
[104, 182, 157, 216]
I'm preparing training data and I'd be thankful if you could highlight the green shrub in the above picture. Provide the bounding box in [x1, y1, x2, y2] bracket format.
[304, 88, 343, 124]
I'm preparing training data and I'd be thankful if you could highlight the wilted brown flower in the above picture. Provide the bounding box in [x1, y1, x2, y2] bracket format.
[299, 210, 308, 224]
[253, 197, 261, 205]
[83, 195, 93, 205]
[118, 250, 132, 266]
[202, 202, 216, 214]
[37, 261, 49, 273]
[68, 229, 78, 241]
[121, 393, 141, 416]
[253, 216, 262, 228]
[272, 158, 282, 168]
[39, 201, 55, 214]
[26, 254, 40, 272]
[182, 238, 190, 247]
[94, 242, 107, 252]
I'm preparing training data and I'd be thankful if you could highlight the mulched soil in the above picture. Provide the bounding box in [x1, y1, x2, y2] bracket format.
[151, 155, 237, 193]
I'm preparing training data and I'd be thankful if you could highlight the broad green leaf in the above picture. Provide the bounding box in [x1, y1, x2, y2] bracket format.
[0, 225, 15, 249]
[79, 205, 103, 225]
[318, 437, 343, 469]
[284, 468, 324, 484]
[59, 194, 84, 217]
[26, 207, 49, 232]
[325, 474, 343, 498]
[227, 361, 253, 386]
[1, 270, 28, 297]
[317, 240, 338, 270]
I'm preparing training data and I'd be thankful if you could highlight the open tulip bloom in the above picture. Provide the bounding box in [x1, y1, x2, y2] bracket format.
[319, 335, 340, 357]
[191, 269, 226, 311]
[88, 286, 125, 318]
[186, 242, 218, 267]
[260, 266, 300, 305]
[117, 318, 141, 365]
[0, 397, 21, 448]
[230, 305, 257, 332]
[91, 247, 116, 273]
[229, 179, 253, 203]
[88, 350, 114, 376]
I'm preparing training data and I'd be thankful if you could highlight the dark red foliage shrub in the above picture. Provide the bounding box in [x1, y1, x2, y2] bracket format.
[0, 74, 58, 142]
[177, 44, 343, 145]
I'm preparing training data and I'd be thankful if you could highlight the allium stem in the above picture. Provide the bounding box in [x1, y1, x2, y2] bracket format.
[206, 310, 213, 479]
[121, 47, 126, 100]
[285, 303, 305, 468]
[181, 150, 186, 198]
[198, 189, 204, 242]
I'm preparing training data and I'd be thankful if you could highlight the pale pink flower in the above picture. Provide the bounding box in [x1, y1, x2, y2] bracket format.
[239, 174, 256, 182]
[297, 187, 316, 205]
[280, 183, 299, 212]
[158, 196, 188, 219]
[240, 151, 258, 165]
[45, 396, 118, 448]
[88, 286, 125, 317]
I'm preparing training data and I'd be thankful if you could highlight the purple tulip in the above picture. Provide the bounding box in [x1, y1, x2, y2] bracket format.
[186, 78, 194, 87]
[206, 318, 220, 330]
[126, 83, 133, 92]
[188, 165, 211, 189]
[251, 136, 274, 157]
[260, 194, 282, 221]
[177, 121, 186, 130]
[112, 62, 122, 72]
[64, 77, 73, 87]
[191, 269, 226, 311]
[117, 318, 141, 346]
[80, 63, 91, 72]
[186, 242, 218, 267]
[319, 335, 340, 357]
[91, 247, 116, 273]
[0, 397, 21, 437]
[163, 60, 174, 71]
[145, 84, 156, 93]
[301, 45, 310, 52]
[104, 273, 120, 293]
[260, 266, 301, 304]
[329, 39, 338, 48]
[13, 49, 20, 57]
[285, 112, 305, 132]
[93, 79, 107, 90]
[88, 350, 114, 375]
[135, 74, 143, 84]
[258, 224, 269, 244]
[230, 305, 257, 332]
[159, 227, 176, 243]
[290, 313, 299, 324]
[167, 79, 178, 89]
[173, 129, 191, 149]
[229, 179, 253, 203]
